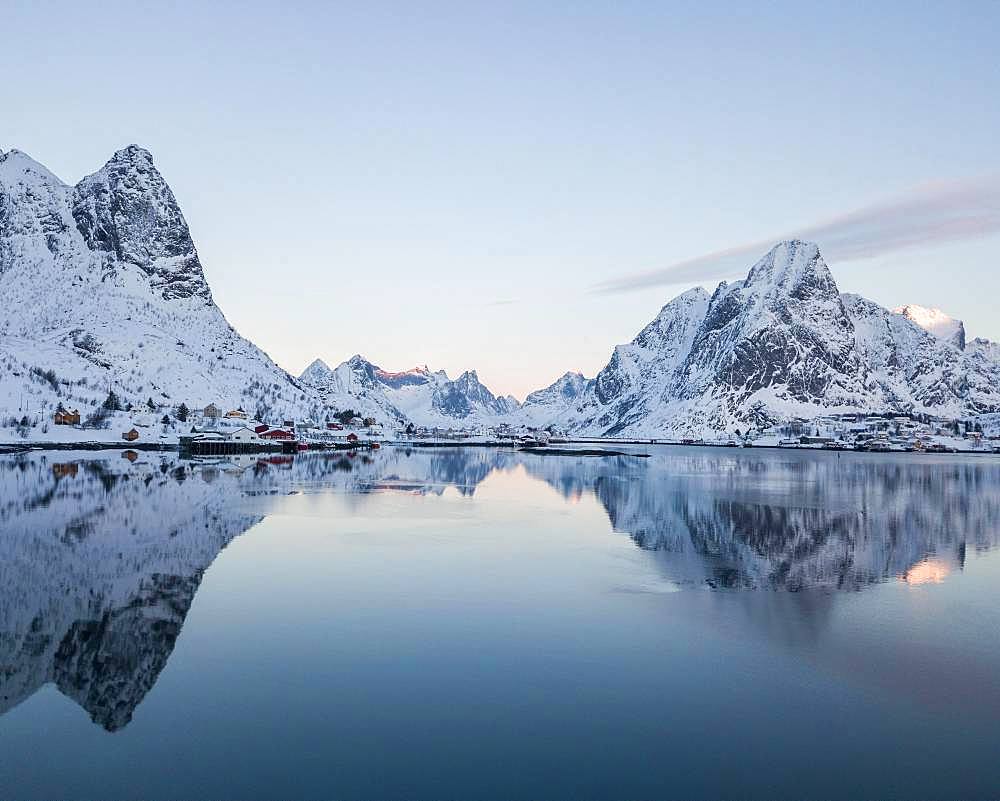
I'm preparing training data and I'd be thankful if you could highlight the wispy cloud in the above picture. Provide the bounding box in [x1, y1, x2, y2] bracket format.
[484, 298, 519, 306]
[591, 175, 1000, 294]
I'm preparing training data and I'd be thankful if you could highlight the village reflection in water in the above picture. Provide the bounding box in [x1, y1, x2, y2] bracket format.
[2, 445, 1000, 732]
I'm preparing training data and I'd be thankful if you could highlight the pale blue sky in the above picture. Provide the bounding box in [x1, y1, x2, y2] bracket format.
[3, 1, 999, 398]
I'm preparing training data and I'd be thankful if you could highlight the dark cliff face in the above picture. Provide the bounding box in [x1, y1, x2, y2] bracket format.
[594, 349, 630, 406]
[679, 240, 860, 405]
[71, 145, 211, 302]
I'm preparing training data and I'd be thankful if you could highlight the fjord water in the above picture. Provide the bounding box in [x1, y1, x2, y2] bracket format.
[2, 447, 1000, 800]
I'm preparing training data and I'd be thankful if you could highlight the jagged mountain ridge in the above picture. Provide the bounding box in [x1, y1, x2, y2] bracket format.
[893, 304, 966, 350]
[0, 146, 318, 423]
[553, 240, 1000, 436]
[4, 147, 998, 437]
[299, 355, 519, 427]
[892, 304, 1000, 369]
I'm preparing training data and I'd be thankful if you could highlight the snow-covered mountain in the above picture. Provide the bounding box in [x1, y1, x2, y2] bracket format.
[516, 371, 593, 427]
[297, 356, 409, 424]
[5, 148, 999, 441]
[892, 303, 1000, 369]
[893, 304, 966, 350]
[299, 355, 519, 428]
[549, 240, 1000, 436]
[0, 146, 320, 428]
[969, 337, 1000, 362]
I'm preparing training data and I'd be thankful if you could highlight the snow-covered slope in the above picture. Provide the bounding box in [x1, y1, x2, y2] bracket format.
[893, 304, 967, 350]
[299, 355, 519, 428]
[0, 146, 323, 430]
[296, 356, 407, 424]
[969, 337, 1000, 363]
[515, 372, 593, 427]
[551, 241, 1000, 436]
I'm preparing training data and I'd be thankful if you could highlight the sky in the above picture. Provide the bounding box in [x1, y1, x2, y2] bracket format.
[3, 0, 1000, 399]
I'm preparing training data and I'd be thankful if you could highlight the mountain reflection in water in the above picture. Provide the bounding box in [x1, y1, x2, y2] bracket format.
[1, 445, 999, 733]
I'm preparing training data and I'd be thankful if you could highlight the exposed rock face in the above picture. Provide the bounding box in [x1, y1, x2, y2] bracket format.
[893, 304, 966, 350]
[432, 370, 517, 418]
[524, 372, 591, 407]
[678, 241, 859, 406]
[969, 337, 1000, 364]
[0, 146, 315, 419]
[299, 356, 519, 426]
[515, 371, 593, 427]
[296, 355, 408, 423]
[551, 241, 1000, 435]
[72, 146, 210, 302]
[845, 294, 1000, 413]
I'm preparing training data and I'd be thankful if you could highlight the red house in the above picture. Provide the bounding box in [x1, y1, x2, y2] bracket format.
[346, 432, 359, 444]
[253, 424, 270, 434]
[261, 428, 294, 440]
[326, 422, 343, 430]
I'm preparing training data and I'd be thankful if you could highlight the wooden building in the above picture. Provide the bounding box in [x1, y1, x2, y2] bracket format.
[53, 409, 81, 425]
[261, 428, 294, 441]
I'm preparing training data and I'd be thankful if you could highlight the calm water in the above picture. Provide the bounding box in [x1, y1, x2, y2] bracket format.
[2, 445, 1000, 800]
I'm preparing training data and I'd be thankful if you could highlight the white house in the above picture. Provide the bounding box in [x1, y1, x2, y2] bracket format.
[229, 426, 262, 443]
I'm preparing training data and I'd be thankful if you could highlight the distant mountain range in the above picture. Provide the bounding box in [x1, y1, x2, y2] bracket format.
[298, 355, 519, 427]
[3, 147, 999, 435]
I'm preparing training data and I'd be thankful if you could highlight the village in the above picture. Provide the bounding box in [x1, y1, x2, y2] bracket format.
[35, 395, 559, 453]
[20, 397, 1000, 456]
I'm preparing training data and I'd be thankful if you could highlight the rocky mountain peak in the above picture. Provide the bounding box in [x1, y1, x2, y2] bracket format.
[300, 358, 334, 384]
[558, 239, 1000, 437]
[742, 240, 838, 302]
[108, 143, 155, 167]
[523, 371, 592, 410]
[71, 145, 210, 302]
[0, 148, 66, 187]
[375, 365, 433, 389]
[893, 304, 966, 350]
[0, 147, 321, 420]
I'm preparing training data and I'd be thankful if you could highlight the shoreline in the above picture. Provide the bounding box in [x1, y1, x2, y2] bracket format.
[4, 439, 999, 458]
